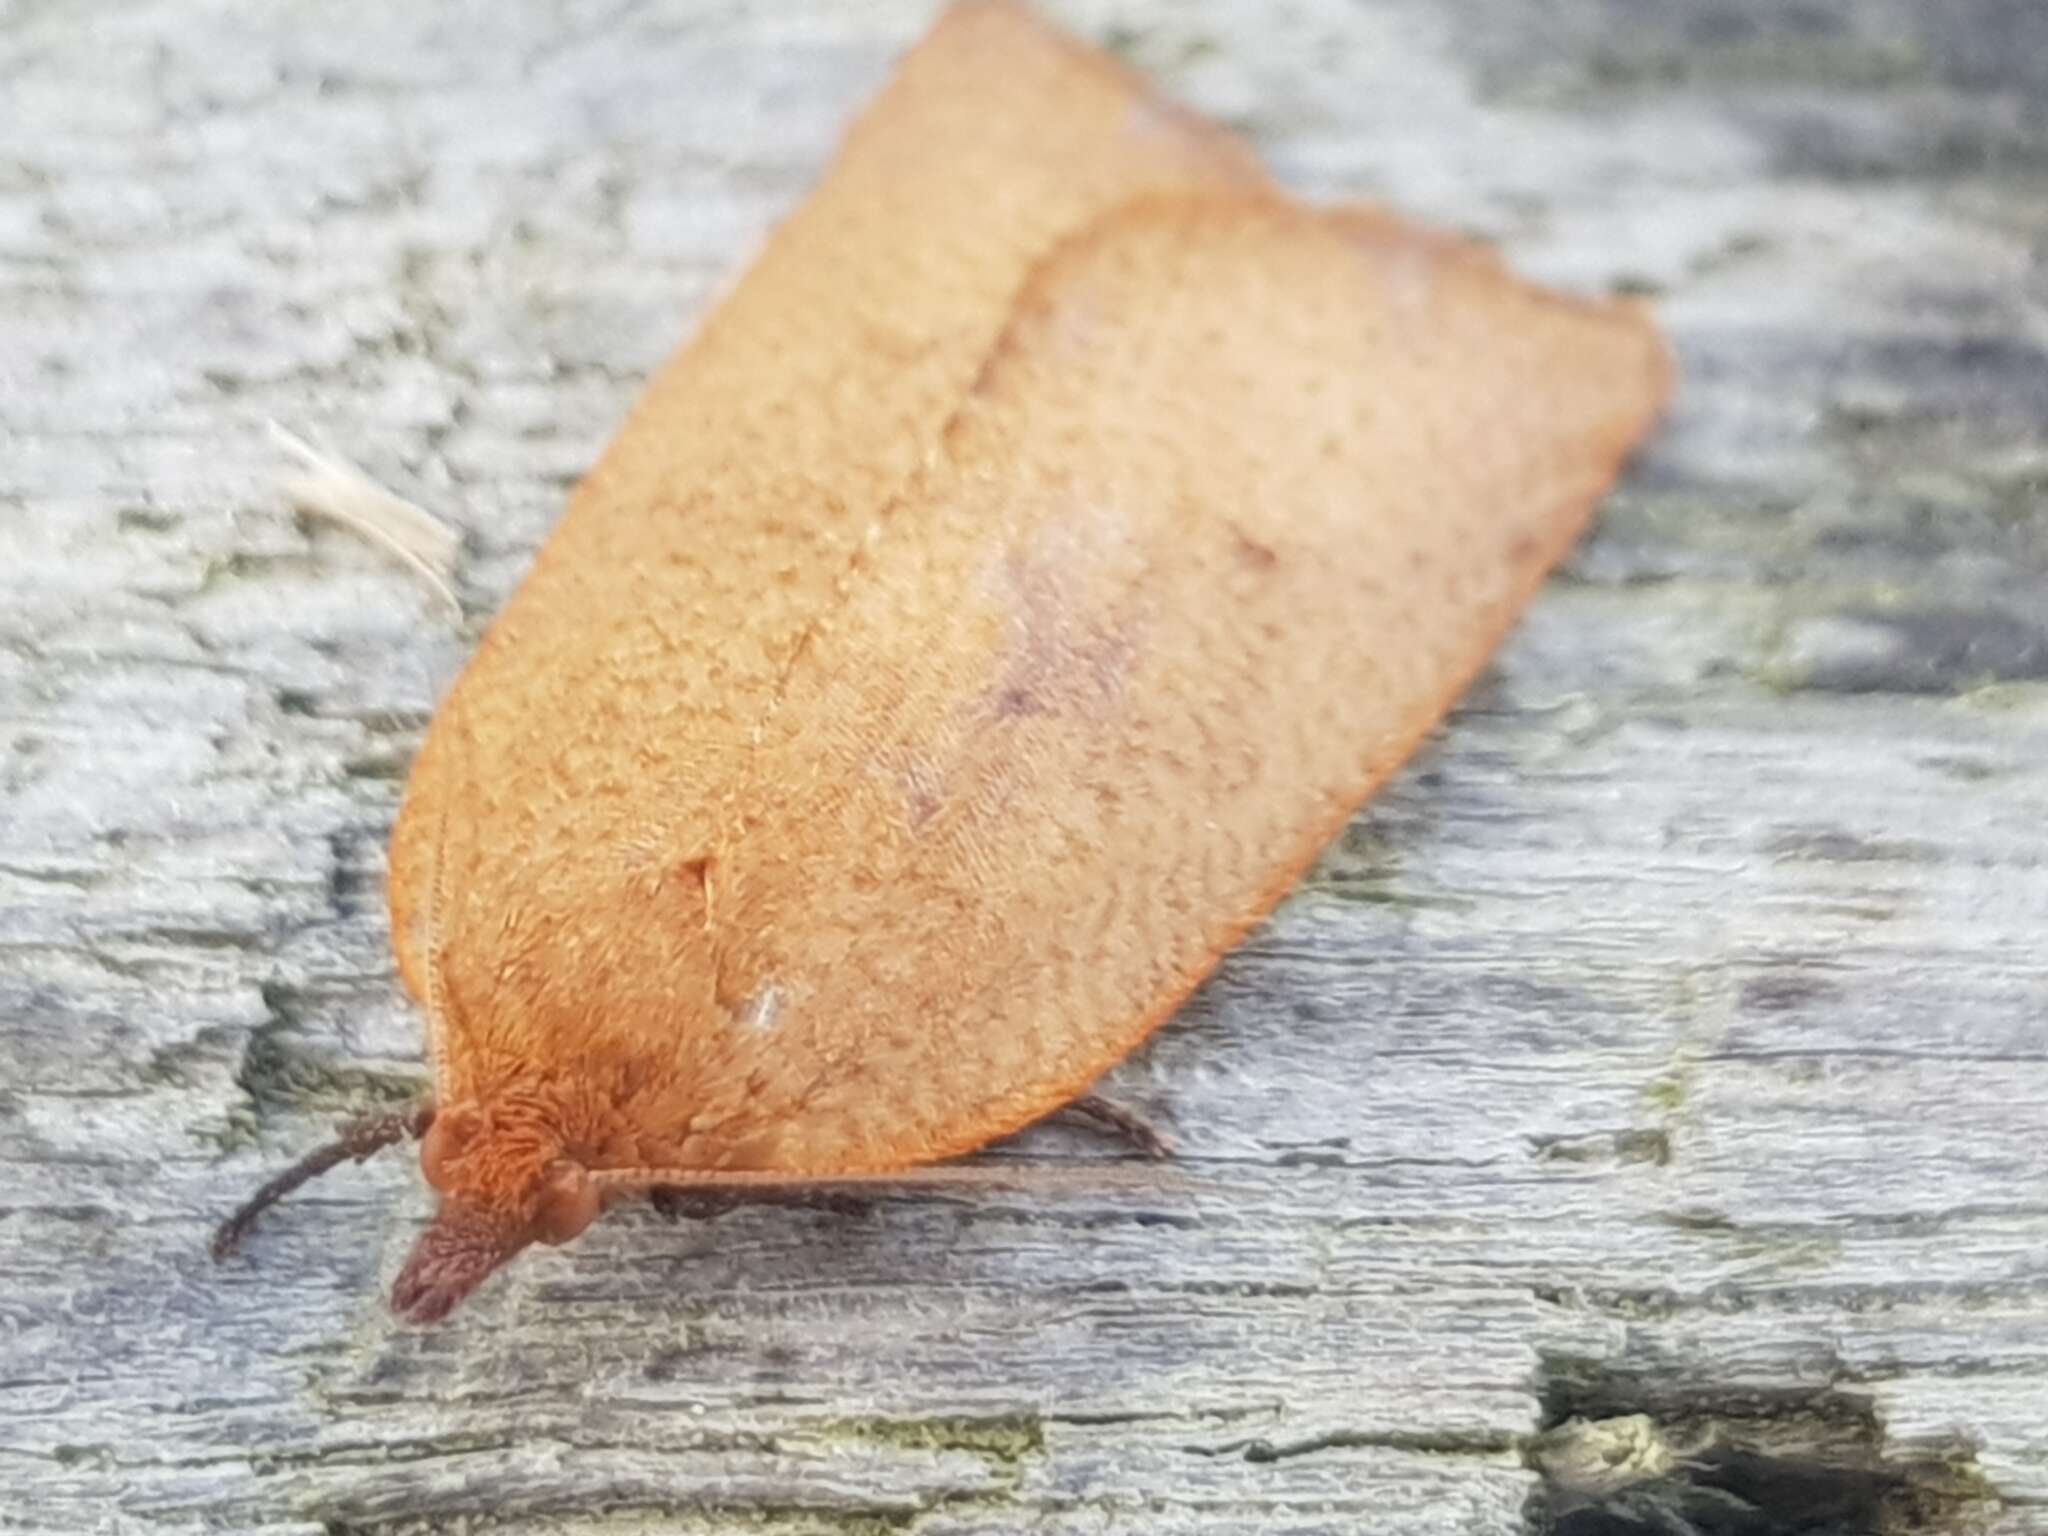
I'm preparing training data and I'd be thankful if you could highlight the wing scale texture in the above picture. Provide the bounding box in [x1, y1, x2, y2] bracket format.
[389, 7, 1670, 1180]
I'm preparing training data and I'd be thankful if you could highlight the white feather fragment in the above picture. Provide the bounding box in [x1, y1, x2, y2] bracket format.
[268, 421, 462, 618]
[738, 982, 787, 1034]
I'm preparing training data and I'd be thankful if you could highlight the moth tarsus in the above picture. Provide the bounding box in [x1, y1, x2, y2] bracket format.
[647, 1186, 875, 1222]
[1058, 1093, 1172, 1159]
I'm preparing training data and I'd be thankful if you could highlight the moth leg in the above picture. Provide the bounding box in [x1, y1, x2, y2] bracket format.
[647, 1186, 873, 1222]
[210, 1102, 433, 1260]
[1058, 1094, 1171, 1159]
[647, 1187, 745, 1222]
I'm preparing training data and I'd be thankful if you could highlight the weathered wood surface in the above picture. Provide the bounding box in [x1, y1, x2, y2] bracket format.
[2, 0, 2045, 1531]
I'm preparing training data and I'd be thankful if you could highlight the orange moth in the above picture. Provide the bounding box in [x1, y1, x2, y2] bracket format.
[216, 0, 1671, 1321]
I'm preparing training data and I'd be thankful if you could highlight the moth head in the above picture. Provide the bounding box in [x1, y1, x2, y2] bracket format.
[390, 1101, 604, 1323]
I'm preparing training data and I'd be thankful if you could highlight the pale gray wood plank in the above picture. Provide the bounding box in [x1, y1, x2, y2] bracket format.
[2, 0, 2043, 1530]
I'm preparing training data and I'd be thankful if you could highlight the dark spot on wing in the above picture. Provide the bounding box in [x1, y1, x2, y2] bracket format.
[992, 682, 1045, 719]
[1229, 524, 1279, 570]
[979, 545, 1140, 726]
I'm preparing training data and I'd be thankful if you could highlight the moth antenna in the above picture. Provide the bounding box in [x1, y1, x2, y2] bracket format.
[267, 421, 463, 618]
[210, 1103, 432, 1261]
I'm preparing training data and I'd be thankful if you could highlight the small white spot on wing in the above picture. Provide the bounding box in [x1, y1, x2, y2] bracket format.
[737, 981, 787, 1034]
